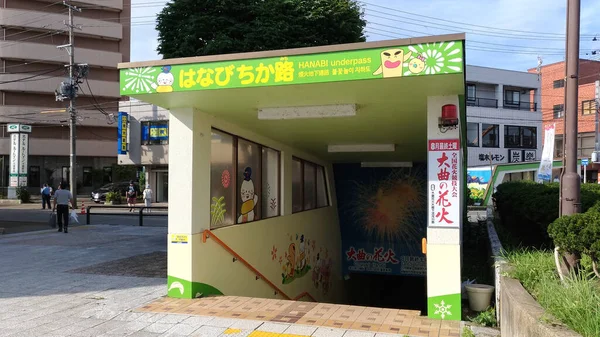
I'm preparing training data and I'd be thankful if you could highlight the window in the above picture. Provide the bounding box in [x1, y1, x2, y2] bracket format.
[467, 84, 476, 101]
[553, 104, 564, 119]
[467, 123, 479, 147]
[553, 79, 565, 89]
[102, 167, 113, 185]
[62, 166, 70, 185]
[504, 90, 520, 105]
[141, 121, 169, 145]
[210, 129, 281, 228]
[504, 125, 537, 149]
[481, 124, 499, 148]
[292, 157, 329, 213]
[82, 167, 93, 187]
[582, 99, 596, 115]
[29, 166, 40, 187]
[262, 147, 280, 219]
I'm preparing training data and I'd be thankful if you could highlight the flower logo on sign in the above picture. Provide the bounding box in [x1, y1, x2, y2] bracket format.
[221, 170, 231, 188]
[123, 67, 158, 93]
[406, 41, 463, 76]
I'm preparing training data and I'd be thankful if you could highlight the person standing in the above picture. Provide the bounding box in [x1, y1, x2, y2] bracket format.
[53, 182, 73, 233]
[127, 181, 137, 212]
[142, 184, 153, 213]
[41, 184, 51, 210]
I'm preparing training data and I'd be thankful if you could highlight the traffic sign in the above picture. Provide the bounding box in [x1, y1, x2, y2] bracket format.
[582, 158, 589, 166]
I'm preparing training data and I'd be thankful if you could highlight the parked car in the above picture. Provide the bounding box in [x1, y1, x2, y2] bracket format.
[91, 181, 140, 203]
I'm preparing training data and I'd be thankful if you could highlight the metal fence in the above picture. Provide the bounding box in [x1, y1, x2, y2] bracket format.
[85, 205, 168, 226]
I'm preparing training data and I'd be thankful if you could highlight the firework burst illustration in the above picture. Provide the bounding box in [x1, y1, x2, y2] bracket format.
[346, 166, 427, 255]
[122, 67, 157, 93]
[404, 41, 463, 76]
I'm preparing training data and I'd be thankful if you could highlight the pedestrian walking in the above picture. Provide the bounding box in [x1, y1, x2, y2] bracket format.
[127, 181, 137, 212]
[53, 182, 73, 233]
[41, 183, 52, 210]
[142, 184, 153, 212]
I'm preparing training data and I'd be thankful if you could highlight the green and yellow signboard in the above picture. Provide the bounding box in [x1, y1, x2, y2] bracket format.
[120, 41, 463, 95]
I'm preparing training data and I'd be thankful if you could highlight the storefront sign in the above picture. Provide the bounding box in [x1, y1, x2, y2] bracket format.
[7, 124, 31, 133]
[538, 124, 555, 181]
[523, 150, 536, 162]
[508, 149, 523, 163]
[143, 123, 169, 142]
[18, 134, 28, 186]
[117, 112, 128, 155]
[170, 234, 189, 244]
[477, 153, 504, 162]
[9, 133, 19, 187]
[121, 41, 464, 95]
[428, 139, 460, 228]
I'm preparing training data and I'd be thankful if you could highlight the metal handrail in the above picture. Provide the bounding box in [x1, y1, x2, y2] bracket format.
[85, 205, 168, 226]
[202, 229, 317, 302]
[467, 97, 498, 108]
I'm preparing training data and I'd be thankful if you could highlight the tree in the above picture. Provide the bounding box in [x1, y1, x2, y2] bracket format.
[156, 0, 366, 59]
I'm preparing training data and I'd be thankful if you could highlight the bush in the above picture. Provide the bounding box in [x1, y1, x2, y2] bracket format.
[493, 181, 600, 247]
[105, 191, 121, 203]
[549, 209, 600, 273]
[16, 187, 31, 203]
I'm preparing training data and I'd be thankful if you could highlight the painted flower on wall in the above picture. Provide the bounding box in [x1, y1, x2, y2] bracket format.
[271, 246, 277, 261]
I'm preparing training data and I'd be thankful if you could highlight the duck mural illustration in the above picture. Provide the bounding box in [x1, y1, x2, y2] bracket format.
[151, 65, 174, 93]
[238, 167, 258, 223]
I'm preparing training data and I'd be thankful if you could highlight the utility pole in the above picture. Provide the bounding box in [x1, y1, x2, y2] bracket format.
[560, 0, 581, 216]
[57, 1, 83, 207]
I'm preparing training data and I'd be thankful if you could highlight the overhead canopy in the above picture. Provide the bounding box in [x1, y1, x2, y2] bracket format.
[118, 34, 466, 163]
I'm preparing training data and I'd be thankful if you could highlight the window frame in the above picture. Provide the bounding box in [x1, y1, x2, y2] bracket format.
[210, 128, 282, 228]
[582, 99, 596, 116]
[466, 84, 476, 101]
[466, 122, 479, 147]
[553, 104, 565, 119]
[504, 90, 520, 106]
[82, 166, 93, 187]
[481, 123, 500, 148]
[553, 79, 565, 89]
[504, 125, 537, 149]
[141, 120, 169, 146]
[292, 156, 329, 214]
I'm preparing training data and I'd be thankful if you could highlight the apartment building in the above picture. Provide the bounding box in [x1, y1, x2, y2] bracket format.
[466, 65, 542, 179]
[0, 0, 130, 194]
[529, 60, 600, 169]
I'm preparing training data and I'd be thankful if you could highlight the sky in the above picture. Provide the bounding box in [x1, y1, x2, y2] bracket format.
[130, 0, 600, 72]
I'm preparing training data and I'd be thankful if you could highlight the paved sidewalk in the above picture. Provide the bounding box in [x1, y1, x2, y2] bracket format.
[0, 225, 467, 337]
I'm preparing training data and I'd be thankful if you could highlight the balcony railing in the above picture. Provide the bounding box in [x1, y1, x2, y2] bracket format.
[467, 97, 498, 108]
[504, 101, 537, 112]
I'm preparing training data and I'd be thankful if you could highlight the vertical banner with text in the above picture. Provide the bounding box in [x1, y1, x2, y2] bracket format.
[9, 133, 19, 187]
[427, 139, 461, 228]
[537, 123, 555, 182]
[18, 133, 28, 186]
[117, 112, 128, 155]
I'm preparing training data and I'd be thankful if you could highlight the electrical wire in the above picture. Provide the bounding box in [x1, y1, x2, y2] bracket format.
[0, 67, 65, 85]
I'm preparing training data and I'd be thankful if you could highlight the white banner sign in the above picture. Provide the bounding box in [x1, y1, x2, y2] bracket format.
[18, 133, 28, 186]
[537, 123, 556, 182]
[10, 133, 19, 175]
[428, 139, 461, 228]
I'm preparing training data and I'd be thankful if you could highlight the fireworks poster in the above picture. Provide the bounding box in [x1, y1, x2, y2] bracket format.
[333, 163, 427, 277]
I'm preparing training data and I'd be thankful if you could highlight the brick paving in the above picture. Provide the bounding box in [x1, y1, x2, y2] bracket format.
[0, 225, 468, 337]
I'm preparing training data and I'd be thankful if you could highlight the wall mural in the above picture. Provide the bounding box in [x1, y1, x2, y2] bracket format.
[334, 163, 427, 277]
[238, 167, 259, 223]
[269, 233, 333, 294]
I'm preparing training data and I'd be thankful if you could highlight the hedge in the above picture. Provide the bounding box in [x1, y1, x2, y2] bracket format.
[493, 181, 600, 248]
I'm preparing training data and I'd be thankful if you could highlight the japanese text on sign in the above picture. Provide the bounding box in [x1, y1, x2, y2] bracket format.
[428, 139, 461, 228]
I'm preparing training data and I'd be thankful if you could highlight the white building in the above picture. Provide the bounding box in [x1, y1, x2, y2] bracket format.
[118, 100, 169, 202]
[466, 65, 542, 169]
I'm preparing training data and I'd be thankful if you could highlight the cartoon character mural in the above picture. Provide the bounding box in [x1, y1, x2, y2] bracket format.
[373, 48, 412, 78]
[298, 235, 307, 270]
[151, 65, 174, 93]
[238, 167, 258, 223]
[312, 252, 333, 295]
[408, 54, 426, 74]
[271, 233, 314, 284]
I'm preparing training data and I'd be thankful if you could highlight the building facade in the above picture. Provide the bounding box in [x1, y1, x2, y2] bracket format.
[118, 100, 169, 203]
[529, 60, 600, 180]
[466, 65, 542, 170]
[0, 0, 130, 194]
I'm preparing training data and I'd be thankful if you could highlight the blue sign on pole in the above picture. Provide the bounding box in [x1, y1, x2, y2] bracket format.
[582, 158, 589, 166]
[117, 112, 128, 155]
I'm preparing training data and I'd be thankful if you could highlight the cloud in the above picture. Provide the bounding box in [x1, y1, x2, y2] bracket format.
[128, 0, 600, 70]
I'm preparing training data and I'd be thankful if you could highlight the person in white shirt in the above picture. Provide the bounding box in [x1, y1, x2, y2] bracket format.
[53, 182, 74, 233]
[143, 184, 153, 212]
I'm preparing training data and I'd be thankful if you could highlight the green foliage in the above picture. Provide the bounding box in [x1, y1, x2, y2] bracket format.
[469, 187, 485, 204]
[16, 187, 30, 203]
[462, 326, 475, 337]
[113, 164, 137, 182]
[549, 208, 600, 265]
[469, 307, 497, 327]
[105, 191, 122, 203]
[505, 249, 600, 337]
[139, 174, 146, 190]
[210, 196, 226, 226]
[493, 181, 600, 247]
[156, 0, 366, 59]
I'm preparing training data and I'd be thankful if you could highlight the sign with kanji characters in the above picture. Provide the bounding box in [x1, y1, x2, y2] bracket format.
[523, 150, 536, 162]
[120, 41, 464, 95]
[428, 139, 460, 228]
[117, 112, 128, 155]
[477, 153, 504, 163]
[9, 127, 29, 187]
[508, 149, 523, 163]
[18, 133, 28, 186]
[334, 163, 427, 277]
